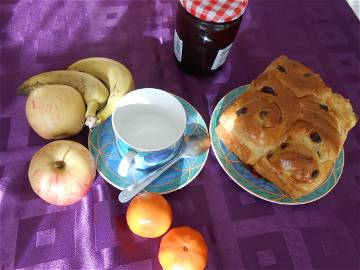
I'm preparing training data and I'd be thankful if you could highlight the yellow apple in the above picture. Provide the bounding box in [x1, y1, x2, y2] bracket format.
[25, 84, 86, 140]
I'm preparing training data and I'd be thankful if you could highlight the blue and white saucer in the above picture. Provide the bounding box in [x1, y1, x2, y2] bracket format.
[88, 96, 209, 194]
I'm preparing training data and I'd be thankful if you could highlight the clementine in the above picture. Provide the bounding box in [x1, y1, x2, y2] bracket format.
[126, 192, 172, 238]
[158, 226, 208, 270]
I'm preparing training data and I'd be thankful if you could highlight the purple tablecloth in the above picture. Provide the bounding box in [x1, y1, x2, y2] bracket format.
[1, 0, 360, 269]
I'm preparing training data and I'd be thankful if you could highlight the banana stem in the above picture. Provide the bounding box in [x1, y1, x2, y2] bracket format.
[86, 100, 99, 118]
[85, 116, 98, 129]
[17, 82, 44, 96]
[85, 100, 99, 129]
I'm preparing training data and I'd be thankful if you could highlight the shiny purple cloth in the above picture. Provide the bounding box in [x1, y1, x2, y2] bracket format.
[1, 0, 360, 269]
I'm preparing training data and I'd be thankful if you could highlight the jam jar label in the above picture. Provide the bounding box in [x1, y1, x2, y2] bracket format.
[174, 30, 183, 62]
[211, 43, 233, 70]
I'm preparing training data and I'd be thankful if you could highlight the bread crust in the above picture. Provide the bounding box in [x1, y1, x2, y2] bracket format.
[216, 55, 357, 198]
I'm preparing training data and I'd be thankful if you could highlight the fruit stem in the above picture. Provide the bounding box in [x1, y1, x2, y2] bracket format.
[85, 100, 99, 118]
[54, 161, 65, 169]
[17, 82, 44, 96]
[85, 116, 98, 129]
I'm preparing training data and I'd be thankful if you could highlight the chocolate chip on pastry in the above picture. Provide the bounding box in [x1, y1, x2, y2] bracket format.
[320, 104, 329, 111]
[310, 132, 321, 143]
[277, 65, 286, 73]
[236, 107, 248, 116]
[260, 86, 277, 96]
[259, 110, 268, 119]
[280, 142, 288, 149]
[311, 170, 319, 178]
[215, 55, 357, 199]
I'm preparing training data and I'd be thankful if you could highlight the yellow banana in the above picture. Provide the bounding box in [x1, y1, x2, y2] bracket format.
[18, 70, 109, 126]
[68, 57, 134, 128]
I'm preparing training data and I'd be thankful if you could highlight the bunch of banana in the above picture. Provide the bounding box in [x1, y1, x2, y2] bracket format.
[68, 57, 134, 128]
[18, 58, 134, 129]
[18, 70, 109, 125]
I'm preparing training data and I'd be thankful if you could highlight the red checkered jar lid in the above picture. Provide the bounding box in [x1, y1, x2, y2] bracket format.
[179, 0, 248, 23]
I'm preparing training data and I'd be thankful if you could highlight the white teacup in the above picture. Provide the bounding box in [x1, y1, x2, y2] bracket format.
[112, 88, 187, 176]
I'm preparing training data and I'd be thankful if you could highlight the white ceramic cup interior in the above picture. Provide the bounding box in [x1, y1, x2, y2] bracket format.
[112, 88, 187, 151]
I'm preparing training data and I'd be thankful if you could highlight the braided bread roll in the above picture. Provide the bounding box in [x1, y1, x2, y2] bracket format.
[215, 55, 357, 198]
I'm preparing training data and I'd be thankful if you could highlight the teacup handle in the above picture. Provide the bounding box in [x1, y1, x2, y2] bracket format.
[118, 150, 137, 177]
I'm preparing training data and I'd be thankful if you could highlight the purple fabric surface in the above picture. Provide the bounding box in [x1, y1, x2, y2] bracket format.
[1, 0, 360, 269]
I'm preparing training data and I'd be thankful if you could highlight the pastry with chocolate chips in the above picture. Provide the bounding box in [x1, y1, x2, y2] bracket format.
[215, 55, 357, 198]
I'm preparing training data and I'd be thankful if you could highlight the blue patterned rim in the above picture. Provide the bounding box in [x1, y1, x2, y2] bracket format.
[88, 95, 209, 194]
[209, 85, 344, 205]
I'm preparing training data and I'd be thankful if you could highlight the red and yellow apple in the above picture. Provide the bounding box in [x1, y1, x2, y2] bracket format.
[28, 140, 96, 206]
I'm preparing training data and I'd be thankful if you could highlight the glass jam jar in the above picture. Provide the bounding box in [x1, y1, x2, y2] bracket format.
[174, 0, 248, 76]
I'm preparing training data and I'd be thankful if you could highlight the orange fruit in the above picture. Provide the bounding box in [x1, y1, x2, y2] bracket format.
[158, 226, 208, 270]
[126, 192, 172, 238]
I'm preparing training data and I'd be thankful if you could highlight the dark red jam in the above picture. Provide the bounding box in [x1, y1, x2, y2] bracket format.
[174, 2, 243, 76]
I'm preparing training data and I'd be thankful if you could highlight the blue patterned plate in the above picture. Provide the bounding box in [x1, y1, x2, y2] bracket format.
[88, 96, 209, 194]
[210, 85, 344, 205]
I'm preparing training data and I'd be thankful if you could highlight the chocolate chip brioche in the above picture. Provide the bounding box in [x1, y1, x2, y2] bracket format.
[215, 55, 357, 198]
